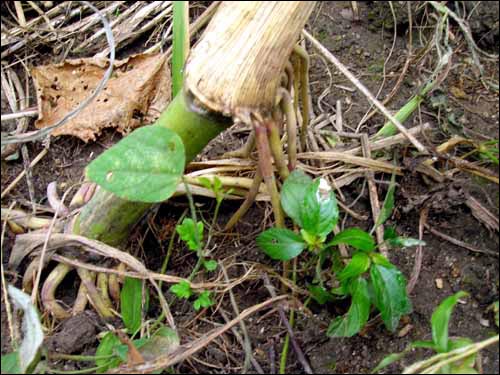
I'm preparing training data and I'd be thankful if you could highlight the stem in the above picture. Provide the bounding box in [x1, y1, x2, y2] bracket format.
[172, 1, 189, 97]
[224, 170, 263, 231]
[267, 116, 289, 180]
[277, 88, 298, 170]
[293, 44, 310, 152]
[74, 92, 230, 245]
[41, 263, 72, 320]
[279, 258, 298, 374]
[254, 123, 284, 228]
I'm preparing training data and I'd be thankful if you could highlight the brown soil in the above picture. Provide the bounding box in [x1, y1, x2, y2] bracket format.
[1, 2, 499, 374]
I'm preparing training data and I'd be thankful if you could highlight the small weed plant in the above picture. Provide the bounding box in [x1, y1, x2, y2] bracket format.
[257, 170, 425, 337]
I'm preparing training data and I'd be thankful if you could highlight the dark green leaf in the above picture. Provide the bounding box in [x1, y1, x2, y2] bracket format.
[308, 285, 333, 304]
[431, 291, 468, 353]
[327, 278, 370, 337]
[193, 291, 214, 311]
[328, 228, 376, 252]
[169, 280, 192, 299]
[387, 237, 426, 248]
[176, 218, 203, 251]
[370, 264, 412, 332]
[301, 179, 338, 237]
[203, 260, 218, 272]
[373, 173, 396, 230]
[281, 170, 312, 227]
[338, 252, 371, 282]
[383, 226, 398, 240]
[86, 125, 185, 203]
[95, 332, 122, 372]
[1, 352, 21, 374]
[121, 277, 145, 333]
[256, 228, 306, 261]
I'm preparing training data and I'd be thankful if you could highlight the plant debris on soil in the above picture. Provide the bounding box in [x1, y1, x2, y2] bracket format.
[1, 1, 499, 374]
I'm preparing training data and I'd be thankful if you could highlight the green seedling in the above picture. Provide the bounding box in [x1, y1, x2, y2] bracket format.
[372, 291, 492, 374]
[257, 170, 424, 337]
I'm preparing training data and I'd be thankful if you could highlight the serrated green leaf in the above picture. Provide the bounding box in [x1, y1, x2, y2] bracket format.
[327, 278, 370, 337]
[301, 179, 338, 237]
[256, 228, 306, 261]
[370, 264, 412, 332]
[176, 218, 203, 251]
[121, 277, 146, 334]
[328, 228, 376, 252]
[169, 280, 192, 299]
[308, 285, 334, 304]
[338, 252, 371, 282]
[7, 285, 44, 373]
[373, 173, 396, 231]
[387, 237, 426, 248]
[1, 352, 21, 374]
[432, 291, 468, 353]
[95, 332, 122, 372]
[194, 291, 214, 311]
[203, 259, 218, 272]
[86, 125, 185, 203]
[281, 170, 312, 227]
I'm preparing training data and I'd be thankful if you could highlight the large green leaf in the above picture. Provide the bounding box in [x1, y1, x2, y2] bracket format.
[327, 278, 370, 337]
[328, 228, 376, 252]
[121, 277, 147, 333]
[370, 264, 412, 332]
[431, 291, 468, 353]
[256, 228, 306, 261]
[338, 252, 371, 282]
[281, 170, 312, 227]
[86, 125, 185, 203]
[301, 179, 338, 237]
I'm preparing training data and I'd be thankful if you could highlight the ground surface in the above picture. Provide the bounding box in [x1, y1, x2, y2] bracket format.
[1, 2, 499, 374]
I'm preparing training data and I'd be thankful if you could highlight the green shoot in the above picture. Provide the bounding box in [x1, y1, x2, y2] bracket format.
[172, 1, 190, 97]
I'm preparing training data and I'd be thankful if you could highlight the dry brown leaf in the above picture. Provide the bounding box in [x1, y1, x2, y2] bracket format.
[32, 52, 171, 142]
